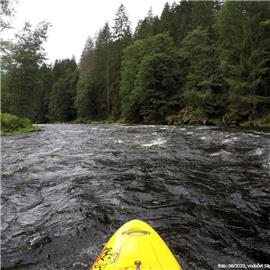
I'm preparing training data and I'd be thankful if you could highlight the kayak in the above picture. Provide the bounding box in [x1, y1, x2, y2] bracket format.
[90, 219, 182, 270]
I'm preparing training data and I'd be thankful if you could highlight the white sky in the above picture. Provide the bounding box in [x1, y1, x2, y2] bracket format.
[6, 0, 176, 64]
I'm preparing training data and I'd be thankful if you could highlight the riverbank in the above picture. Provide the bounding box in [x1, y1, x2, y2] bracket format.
[166, 107, 270, 127]
[73, 111, 270, 128]
[1, 113, 41, 136]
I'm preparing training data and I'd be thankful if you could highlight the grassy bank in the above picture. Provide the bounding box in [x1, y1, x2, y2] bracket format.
[1, 113, 41, 136]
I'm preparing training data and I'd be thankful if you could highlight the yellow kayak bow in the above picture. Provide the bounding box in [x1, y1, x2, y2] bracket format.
[90, 219, 182, 270]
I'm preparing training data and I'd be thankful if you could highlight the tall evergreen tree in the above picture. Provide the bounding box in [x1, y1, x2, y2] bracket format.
[134, 8, 160, 40]
[94, 23, 112, 117]
[75, 37, 98, 120]
[179, 26, 227, 123]
[216, 1, 270, 124]
[34, 64, 54, 122]
[49, 58, 78, 122]
[173, 0, 193, 44]
[110, 4, 132, 119]
[112, 4, 132, 41]
[159, 2, 175, 36]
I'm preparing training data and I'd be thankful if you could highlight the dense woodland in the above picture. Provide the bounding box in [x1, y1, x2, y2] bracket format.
[1, 1, 270, 125]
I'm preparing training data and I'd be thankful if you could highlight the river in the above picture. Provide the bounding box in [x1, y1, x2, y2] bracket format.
[1, 124, 270, 269]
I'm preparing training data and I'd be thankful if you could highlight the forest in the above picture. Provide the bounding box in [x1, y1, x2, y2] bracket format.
[1, 1, 270, 126]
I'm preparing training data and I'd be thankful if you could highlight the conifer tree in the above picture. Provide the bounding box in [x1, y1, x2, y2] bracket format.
[179, 26, 226, 123]
[75, 37, 97, 120]
[134, 8, 160, 40]
[94, 23, 112, 117]
[110, 4, 132, 119]
[216, 1, 270, 123]
[49, 58, 78, 122]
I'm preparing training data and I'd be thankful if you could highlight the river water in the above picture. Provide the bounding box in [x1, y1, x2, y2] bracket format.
[1, 124, 270, 270]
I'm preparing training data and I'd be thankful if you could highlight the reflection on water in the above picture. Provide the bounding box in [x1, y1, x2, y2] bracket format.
[1, 124, 270, 269]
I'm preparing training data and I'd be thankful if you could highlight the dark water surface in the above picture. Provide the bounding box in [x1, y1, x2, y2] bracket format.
[1, 124, 270, 270]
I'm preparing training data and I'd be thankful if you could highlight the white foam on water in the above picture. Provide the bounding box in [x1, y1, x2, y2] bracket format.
[141, 138, 167, 147]
[114, 139, 125, 144]
[196, 126, 209, 130]
[255, 148, 263, 156]
[210, 150, 231, 157]
[1, 164, 25, 177]
[222, 137, 238, 144]
[37, 147, 62, 157]
[248, 133, 260, 138]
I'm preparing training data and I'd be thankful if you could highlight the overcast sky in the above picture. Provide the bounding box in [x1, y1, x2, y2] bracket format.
[6, 0, 176, 64]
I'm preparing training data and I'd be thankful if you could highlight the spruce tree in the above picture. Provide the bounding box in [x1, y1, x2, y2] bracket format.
[110, 4, 132, 119]
[49, 58, 78, 122]
[179, 26, 226, 123]
[75, 37, 98, 120]
[216, 1, 270, 124]
[134, 8, 160, 40]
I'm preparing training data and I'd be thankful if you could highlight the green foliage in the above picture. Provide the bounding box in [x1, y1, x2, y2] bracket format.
[159, 1, 220, 45]
[75, 23, 113, 121]
[120, 33, 181, 123]
[37, 64, 54, 122]
[0, 0, 16, 31]
[1, 113, 40, 135]
[75, 37, 97, 119]
[75, 5, 132, 121]
[112, 4, 132, 40]
[216, 1, 270, 124]
[134, 8, 160, 40]
[1, 21, 51, 122]
[2, 1, 270, 126]
[49, 58, 78, 122]
[179, 26, 227, 121]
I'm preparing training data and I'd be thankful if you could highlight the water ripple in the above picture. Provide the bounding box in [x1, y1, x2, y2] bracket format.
[1, 124, 270, 269]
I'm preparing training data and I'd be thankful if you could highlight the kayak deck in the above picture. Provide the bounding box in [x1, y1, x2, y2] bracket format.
[90, 219, 182, 270]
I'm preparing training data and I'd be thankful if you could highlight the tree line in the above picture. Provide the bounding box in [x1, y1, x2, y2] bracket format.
[1, 1, 270, 125]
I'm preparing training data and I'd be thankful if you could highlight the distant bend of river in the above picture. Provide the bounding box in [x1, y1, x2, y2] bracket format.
[1, 124, 270, 270]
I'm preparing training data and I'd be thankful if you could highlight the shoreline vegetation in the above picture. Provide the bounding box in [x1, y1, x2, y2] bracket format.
[74, 113, 270, 128]
[1, 2, 270, 128]
[1, 113, 41, 136]
[1, 111, 269, 137]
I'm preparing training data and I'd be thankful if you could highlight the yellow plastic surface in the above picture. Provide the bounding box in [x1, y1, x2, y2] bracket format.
[90, 219, 182, 270]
